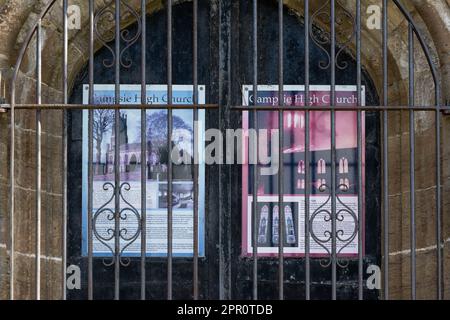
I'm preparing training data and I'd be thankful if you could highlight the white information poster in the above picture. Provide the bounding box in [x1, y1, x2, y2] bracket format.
[242, 85, 365, 258]
[82, 85, 205, 257]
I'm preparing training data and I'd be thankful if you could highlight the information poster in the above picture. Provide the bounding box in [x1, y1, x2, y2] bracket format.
[242, 85, 365, 258]
[82, 84, 205, 257]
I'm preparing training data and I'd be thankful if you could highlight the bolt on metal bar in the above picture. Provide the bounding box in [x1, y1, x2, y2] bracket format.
[304, 0, 311, 302]
[330, 0, 337, 301]
[382, 0, 389, 300]
[277, 0, 284, 301]
[252, 0, 259, 301]
[356, 0, 364, 301]
[114, 0, 121, 301]
[62, 0, 68, 300]
[408, 23, 416, 300]
[35, 18, 42, 301]
[87, 0, 95, 301]
[167, 0, 174, 301]
[140, 0, 147, 301]
[193, 0, 200, 300]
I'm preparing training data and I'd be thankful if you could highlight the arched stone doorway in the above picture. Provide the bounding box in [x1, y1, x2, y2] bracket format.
[65, 0, 381, 300]
[0, 0, 448, 300]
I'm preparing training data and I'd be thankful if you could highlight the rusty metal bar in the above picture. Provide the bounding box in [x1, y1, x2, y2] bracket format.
[231, 105, 449, 112]
[140, 0, 147, 301]
[1, 104, 218, 110]
[408, 23, 416, 300]
[2, 104, 448, 111]
[277, 0, 284, 301]
[436, 98, 443, 301]
[330, 0, 337, 301]
[114, 0, 121, 301]
[304, 0, 311, 301]
[435, 68, 443, 302]
[382, 0, 389, 300]
[35, 18, 42, 301]
[356, 0, 364, 301]
[252, 0, 259, 301]
[167, 0, 173, 300]
[8, 64, 15, 301]
[193, 0, 200, 300]
[2, 104, 446, 111]
[87, 0, 95, 301]
[62, 0, 68, 300]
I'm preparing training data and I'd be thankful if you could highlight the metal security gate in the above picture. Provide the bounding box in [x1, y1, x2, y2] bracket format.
[1, 0, 448, 300]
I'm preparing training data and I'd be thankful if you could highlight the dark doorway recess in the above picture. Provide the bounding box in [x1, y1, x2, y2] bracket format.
[68, 0, 380, 300]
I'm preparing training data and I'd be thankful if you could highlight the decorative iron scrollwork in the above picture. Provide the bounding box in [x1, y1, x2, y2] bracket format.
[92, 182, 142, 267]
[118, 182, 141, 267]
[310, 0, 356, 70]
[310, 1, 332, 70]
[309, 184, 359, 269]
[92, 182, 116, 267]
[94, 0, 142, 69]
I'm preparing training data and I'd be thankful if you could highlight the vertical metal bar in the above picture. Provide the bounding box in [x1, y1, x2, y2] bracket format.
[356, 0, 363, 301]
[88, 0, 95, 301]
[8, 29, 15, 305]
[435, 82, 442, 301]
[114, 0, 121, 301]
[382, 0, 389, 300]
[35, 18, 42, 301]
[435, 77, 442, 301]
[304, 0, 311, 301]
[167, 0, 173, 300]
[408, 24, 416, 301]
[217, 0, 232, 299]
[193, 0, 199, 300]
[252, 0, 259, 301]
[330, 0, 337, 301]
[140, 0, 147, 301]
[62, 0, 69, 300]
[277, 0, 284, 301]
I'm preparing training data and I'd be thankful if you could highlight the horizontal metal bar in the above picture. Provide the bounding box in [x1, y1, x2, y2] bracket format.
[2, 104, 449, 112]
[231, 105, 450, 111]
[1, 104, 218, 110]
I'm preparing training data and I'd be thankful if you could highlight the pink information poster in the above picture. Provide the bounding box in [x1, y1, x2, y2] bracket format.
[242, 85, 365, 258]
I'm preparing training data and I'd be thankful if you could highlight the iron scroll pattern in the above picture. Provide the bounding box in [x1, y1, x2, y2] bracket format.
[309, 184, 359, 269]
[93, 182, 142, 267]
[310, 0, 356, 70]
[94, 0, 142, 68]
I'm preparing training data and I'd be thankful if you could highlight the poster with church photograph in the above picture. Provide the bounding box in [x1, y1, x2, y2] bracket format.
[82, 85, 206, 257]
[241, 85, 365, 258]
